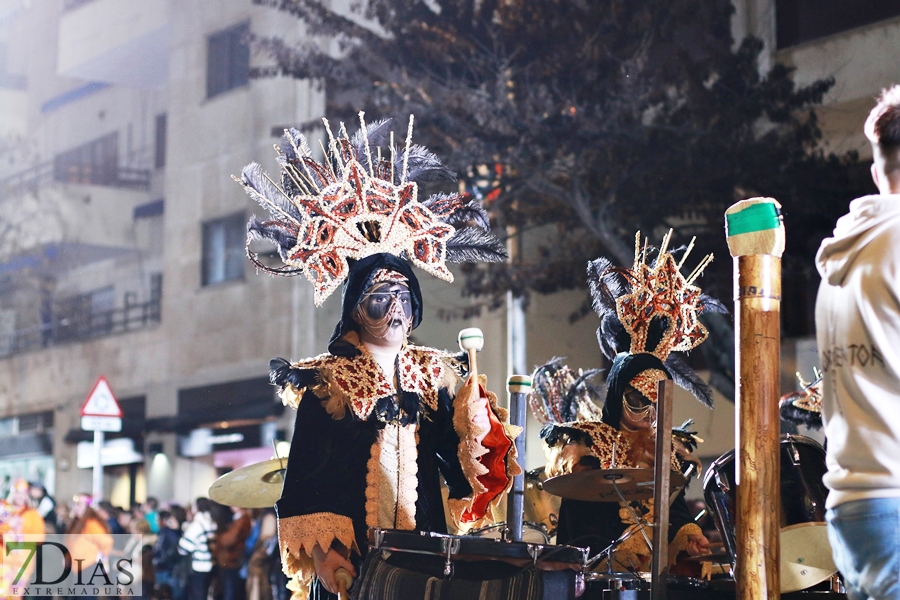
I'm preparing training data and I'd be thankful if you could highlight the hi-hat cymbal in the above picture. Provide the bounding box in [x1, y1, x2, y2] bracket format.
[208, 458, 287, 508]
[542, 468, 686, 502]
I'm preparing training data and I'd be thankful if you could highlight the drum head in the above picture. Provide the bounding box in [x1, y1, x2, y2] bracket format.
[780, 522, 836, 593]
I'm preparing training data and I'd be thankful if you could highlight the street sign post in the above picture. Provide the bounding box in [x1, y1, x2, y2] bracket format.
[80, 376, 123, 501]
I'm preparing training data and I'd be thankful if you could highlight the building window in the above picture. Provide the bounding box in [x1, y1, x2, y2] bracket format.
[54, 133, 118, 186]
[202, 213, 245, 285]
[776, 0, 900, 49]
[155, 113, 167, 169]
[207, 22, 250, 99]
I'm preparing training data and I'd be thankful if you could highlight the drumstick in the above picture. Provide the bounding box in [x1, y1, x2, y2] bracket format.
[726, 197, 784, 600]
[335, 568, 353, 600]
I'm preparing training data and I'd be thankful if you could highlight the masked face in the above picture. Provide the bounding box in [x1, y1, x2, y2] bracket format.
[621, 385, 657, 431]
[354, 282, 413, 339]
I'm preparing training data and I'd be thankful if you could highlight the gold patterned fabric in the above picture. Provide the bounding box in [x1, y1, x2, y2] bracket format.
[276, 344, 461, 420]
[629, 369, 668, 404]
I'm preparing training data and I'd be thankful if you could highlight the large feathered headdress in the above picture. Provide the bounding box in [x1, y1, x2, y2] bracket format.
[236, 113, 506, 305]
[588, 230, 727, 407]
[528, 357, 605, 425]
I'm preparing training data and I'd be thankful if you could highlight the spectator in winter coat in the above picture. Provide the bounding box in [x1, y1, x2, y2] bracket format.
[214, 506, 252, 600]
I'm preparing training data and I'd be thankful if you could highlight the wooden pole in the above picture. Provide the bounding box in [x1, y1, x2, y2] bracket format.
[726, 198, 784, 600]
[651, 379, 674, 600]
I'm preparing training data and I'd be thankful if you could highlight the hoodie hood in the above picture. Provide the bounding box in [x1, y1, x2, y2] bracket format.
[816, 195, 900, 285]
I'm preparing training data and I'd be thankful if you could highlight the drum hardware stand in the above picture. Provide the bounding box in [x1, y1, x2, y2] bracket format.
[441, 536, 461, 578]
[507, 375, 532, 543]
[469, 522, 510, 541]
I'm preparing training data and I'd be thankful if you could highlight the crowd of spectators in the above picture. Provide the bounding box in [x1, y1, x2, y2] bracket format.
[1, 479, 288, 600]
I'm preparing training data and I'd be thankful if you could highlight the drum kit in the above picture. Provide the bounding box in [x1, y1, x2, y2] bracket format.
[210, 432, 842, 599]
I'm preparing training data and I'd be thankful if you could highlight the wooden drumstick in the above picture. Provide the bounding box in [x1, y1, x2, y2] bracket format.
[458, 327, 485, 380]
[335, 567, 353, 600]
[726, 197, 784, 600]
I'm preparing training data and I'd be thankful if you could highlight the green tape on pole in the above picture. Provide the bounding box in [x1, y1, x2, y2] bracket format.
[726, 203, 781, 237]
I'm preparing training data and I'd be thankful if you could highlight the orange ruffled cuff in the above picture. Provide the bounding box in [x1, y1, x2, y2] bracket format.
[450, 374, 522, 530]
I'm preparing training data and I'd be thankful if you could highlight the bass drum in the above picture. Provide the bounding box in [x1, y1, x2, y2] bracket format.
[524, 467, 560, 542]
[703, 434, 837, 593]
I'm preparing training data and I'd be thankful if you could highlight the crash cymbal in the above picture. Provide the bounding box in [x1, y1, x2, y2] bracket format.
[208, 458, 287, 508]
[780, 522, 836, 593]
[542, 468, 686, 502]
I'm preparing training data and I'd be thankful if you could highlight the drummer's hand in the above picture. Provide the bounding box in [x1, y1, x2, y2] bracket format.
[685, 533, 711, 557]
[473, 396, 491, 444]
[311, 545, 356, 595]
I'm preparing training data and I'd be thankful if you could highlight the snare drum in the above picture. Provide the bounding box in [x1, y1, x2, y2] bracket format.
[703, 434, 837, 593]
[355, 528, 588, 600]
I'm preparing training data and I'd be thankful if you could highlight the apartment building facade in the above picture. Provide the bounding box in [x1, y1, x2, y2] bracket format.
[6, 0, 891, 509]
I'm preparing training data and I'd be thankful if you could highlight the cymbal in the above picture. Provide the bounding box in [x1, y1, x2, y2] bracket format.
[542, 468, 686, 502]
[208, 458, 287, 508]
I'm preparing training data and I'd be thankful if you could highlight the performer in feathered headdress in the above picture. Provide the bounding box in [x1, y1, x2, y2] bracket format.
[540, 231, 726, 574]
[237, 114, 520, 599]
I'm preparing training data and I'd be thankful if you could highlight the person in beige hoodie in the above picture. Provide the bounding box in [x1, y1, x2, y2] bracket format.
[816, 85, 900, 600]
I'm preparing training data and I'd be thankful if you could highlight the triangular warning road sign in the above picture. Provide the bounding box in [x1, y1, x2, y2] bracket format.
[80, 376, 123, 417]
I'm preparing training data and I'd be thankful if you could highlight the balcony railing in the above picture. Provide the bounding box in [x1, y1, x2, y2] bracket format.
[0, 296, 161, 357]
[0, 161, 151, 199]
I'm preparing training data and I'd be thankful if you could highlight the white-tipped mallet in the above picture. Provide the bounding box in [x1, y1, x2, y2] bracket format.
[458, 327, 484, 379]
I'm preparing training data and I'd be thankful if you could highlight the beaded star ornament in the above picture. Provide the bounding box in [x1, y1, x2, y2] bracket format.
[236, 113, 506, 305]
[616, 230, 713, 361]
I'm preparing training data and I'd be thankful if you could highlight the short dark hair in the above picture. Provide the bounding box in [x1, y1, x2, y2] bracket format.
[865, 86, 900, 151]
[195, 497, 211, 513]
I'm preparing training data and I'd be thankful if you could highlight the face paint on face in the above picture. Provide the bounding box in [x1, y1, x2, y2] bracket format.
[354, 282, 413, 338]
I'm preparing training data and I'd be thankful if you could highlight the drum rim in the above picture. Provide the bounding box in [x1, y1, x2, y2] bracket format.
[702, 433, 824, 489]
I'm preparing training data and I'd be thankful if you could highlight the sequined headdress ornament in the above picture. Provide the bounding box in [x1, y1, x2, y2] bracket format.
[528, 357, 604, 425]
[237, 113, 507, 306]
[588, 230, 727, 407]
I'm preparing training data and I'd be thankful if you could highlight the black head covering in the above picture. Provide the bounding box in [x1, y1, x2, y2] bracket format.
[327, 253, 423, 355]
[601, 352, 672, 429]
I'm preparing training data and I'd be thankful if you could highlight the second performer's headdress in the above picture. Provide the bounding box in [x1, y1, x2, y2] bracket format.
[589, 231, 727, 414]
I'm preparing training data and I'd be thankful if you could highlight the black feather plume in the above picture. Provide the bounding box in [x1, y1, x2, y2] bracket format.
[445, 227, 508, 263]
[397, 144, 454, 183]
[424, 193, 491, 229]
[247, 216, 299, 260]
[665, 353, 715, 408]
